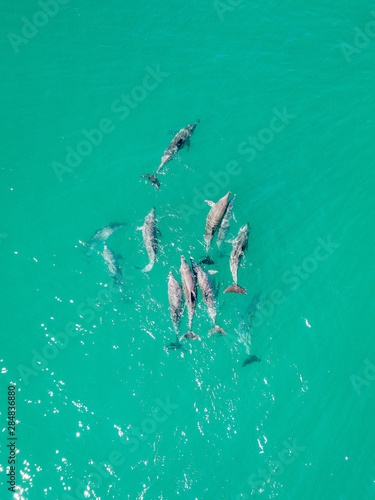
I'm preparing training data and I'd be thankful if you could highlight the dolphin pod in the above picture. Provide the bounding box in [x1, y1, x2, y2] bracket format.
[82, 121, 260, 366]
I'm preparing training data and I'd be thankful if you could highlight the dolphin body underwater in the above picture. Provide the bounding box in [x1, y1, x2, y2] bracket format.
[141, 120, 199, 189]
[82, 223, 126, 256]
[201, 191, 231, 265]
[179, 256, 200, 341]
[166, 271, 186, 351]
[101, 244, 127, 298]
[236, 295, 262, 367]
[139, 207, 159, 273]
[224, 223, 251, 295]
[190, 258, 226, 337]
[216, 195, 236, 254]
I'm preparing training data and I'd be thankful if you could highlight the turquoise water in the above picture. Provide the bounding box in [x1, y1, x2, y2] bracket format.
[1, 1, 375, 498]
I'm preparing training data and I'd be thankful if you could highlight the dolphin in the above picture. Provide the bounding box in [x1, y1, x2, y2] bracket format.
[166, 271, 186, 350]
[101, 244, 126, 296]
[216, 195, 236, 253]
[200, 191, 231, 264]
[179, 256, 200, 341]
[139, 207, 158, 273]
[141, 120, 199, 189]
[236, 296, 262, 366]
[224, 223, 251, 294]
[83, 223, 126, 256]
[190, 259, 226, 336]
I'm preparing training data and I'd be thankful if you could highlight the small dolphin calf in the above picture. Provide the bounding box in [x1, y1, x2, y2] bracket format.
[201, 191, 231, 264]
[216, 195, 236, 253]
[191, 259, 226, 336]
[166, 271, 186, 350]
[83, 223, 126, 256]
[139, 207, 158, 273]
[224, 223, 251, 294]
[179, 256, 200, 341]
[141, 120, 199, 189]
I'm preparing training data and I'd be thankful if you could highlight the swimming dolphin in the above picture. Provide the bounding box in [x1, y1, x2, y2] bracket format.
[101, 244, 126, 296]
[139, 207, 158, 273]
[83, 223, 126, 256]
[216, 195, 236, 253]
[200, 191, 231, 264]
[224, 223, 251, 294]
[179, 256, 200, 341]
[190, 259, 226, 336]
[166, 271, 186, 350]
[141, 120, 199, 189]
[236, 296, 262, 366]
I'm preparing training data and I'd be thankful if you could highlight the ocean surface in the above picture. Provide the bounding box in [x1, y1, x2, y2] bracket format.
[1, 1, 375, 499]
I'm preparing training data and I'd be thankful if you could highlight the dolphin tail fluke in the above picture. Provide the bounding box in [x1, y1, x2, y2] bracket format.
[208, 325, 226, 337]
[242, 355, 261, 367]
[199, 255, 215, 265]
[224, 284, 247, 295]
[141, 174, 160, 189]
[166, 341, 186, 351]
[179, 331, 201, 341]
[141, 261, 154, 273]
